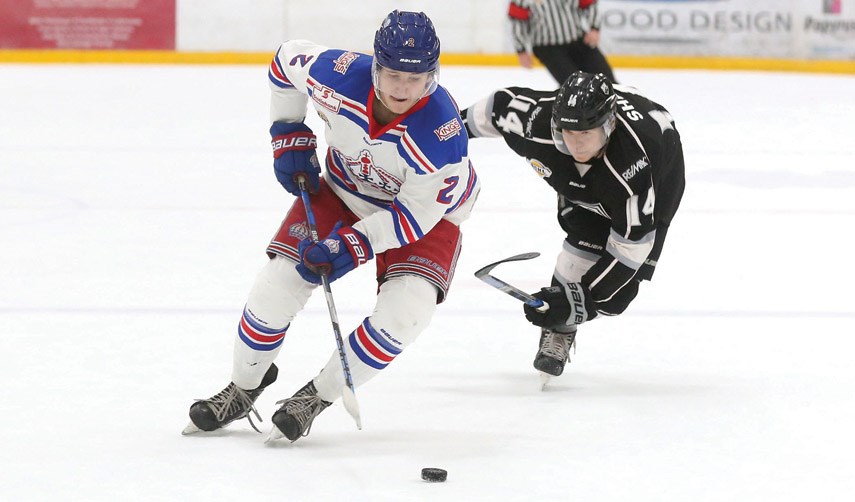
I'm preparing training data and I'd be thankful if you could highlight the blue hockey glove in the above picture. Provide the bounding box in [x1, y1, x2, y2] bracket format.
[296, 223, 374, 284]
[270, 121, 320, 196]
[524, 282, 595, 328]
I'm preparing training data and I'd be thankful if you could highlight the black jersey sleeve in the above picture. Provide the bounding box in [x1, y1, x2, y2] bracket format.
[462, 87, 558, 151]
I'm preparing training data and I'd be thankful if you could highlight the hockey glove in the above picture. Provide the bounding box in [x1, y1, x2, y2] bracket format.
[271, 121, 320, 196]
[524, 282, 595, 328]
[296, 222, 374, 284]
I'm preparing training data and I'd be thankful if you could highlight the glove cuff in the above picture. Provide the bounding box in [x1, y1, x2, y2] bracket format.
[271, 131, 317, 158]
[562, 282, 594, 324]
[338, 226, 373, 267]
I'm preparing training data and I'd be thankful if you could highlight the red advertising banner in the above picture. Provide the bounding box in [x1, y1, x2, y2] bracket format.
[0, 0, 175, 49]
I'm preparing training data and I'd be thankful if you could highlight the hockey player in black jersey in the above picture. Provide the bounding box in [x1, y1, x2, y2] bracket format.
[462, 71, 685, 381]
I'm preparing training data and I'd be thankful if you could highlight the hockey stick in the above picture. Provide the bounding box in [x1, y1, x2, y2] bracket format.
[296, 176, 362, 431]
[474, 252, 549, 312]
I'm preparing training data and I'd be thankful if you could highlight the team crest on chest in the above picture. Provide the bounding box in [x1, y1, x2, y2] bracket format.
[340, 149, 402, 196]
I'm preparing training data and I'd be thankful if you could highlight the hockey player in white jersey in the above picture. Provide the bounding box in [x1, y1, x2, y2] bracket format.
[183, 11, 479, 442]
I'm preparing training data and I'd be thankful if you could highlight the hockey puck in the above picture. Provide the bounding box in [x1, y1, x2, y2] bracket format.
[421, 467, 447, 482]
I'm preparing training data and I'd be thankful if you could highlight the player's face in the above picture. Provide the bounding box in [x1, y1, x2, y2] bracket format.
[375, 67, 431, 114]
[561, 127, 608, 163]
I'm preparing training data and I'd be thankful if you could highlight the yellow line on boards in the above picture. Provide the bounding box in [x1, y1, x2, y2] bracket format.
[1, 50, 853, 75]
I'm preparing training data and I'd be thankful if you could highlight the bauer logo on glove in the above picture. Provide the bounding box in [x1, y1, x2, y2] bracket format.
[523, 282, 596, 328]
[297, 223, 374, 284]
[271, 134, 317, 151]
[270, 121, 321, 196]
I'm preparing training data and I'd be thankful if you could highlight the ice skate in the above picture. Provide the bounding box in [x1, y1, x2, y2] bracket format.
[182, 363, 278, 435]
[265, 381, 332, 443]
[533, 328, 576, 389]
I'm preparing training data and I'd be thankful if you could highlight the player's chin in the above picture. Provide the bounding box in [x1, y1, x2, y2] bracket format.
[386, 97, 415, 113]
[571, 152, 595, 162]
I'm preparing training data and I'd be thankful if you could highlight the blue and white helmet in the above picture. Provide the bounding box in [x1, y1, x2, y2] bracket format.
[372, 10, 440, 96]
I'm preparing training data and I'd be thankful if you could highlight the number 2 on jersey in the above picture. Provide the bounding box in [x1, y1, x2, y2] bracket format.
[436, 176, 459, 204]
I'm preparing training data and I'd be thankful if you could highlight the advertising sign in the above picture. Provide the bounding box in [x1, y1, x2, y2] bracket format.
[599, 0, 855, 59]
[0, 0, 175, 49]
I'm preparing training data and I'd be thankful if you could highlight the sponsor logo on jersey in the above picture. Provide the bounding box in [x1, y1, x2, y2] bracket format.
[434, 118, 462, 141]
[622, 156, 649, 181]
[333, 52, 359, 74]
[526, 106, 542, 137]
[568, 180, 586, 189]
[288, 222, 309, 241]
[312, 84, 341, 113]
[529, 159, 552, 178]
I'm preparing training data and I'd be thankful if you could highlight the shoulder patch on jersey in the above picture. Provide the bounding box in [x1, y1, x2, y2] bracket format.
[622, 156, 649, 181]
[530, 158, 552, 178]
[434, 118, 462, 141]
[311, 84, 341, 113]
[333, 52, 359, 75]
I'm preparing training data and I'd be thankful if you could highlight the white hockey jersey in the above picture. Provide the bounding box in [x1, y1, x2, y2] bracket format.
[268, 40, 480, 254]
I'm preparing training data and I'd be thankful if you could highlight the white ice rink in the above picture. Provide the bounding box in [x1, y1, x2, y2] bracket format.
[2, 62, 854, 501]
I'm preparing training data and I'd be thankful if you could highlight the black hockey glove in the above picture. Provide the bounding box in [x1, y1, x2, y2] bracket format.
[523, 282, 595, 328]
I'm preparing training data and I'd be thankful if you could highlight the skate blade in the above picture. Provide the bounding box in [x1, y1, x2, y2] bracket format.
[264, 426, 285, 444]
[539, 372, 552, 391]
[181, 422, 201, 435]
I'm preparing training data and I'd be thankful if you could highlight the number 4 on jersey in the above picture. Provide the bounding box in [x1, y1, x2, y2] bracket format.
[628, 186, 655, 226]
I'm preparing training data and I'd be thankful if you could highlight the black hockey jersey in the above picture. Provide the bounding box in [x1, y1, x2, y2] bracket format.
[462, 85, 684, 311]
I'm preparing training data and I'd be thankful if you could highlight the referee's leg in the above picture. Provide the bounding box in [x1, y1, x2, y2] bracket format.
[533, 44, 579, 85]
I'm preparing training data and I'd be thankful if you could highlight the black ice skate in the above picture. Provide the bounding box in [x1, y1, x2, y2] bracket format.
[533, 328, 576, 389]
[265, 381, 332, 443]
[182, 363, 278, 435]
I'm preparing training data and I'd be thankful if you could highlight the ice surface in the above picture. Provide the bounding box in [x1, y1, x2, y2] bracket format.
[1, 63, 854, 501]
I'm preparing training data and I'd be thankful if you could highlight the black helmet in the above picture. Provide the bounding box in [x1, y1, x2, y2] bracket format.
[552, 72, 616, 131]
